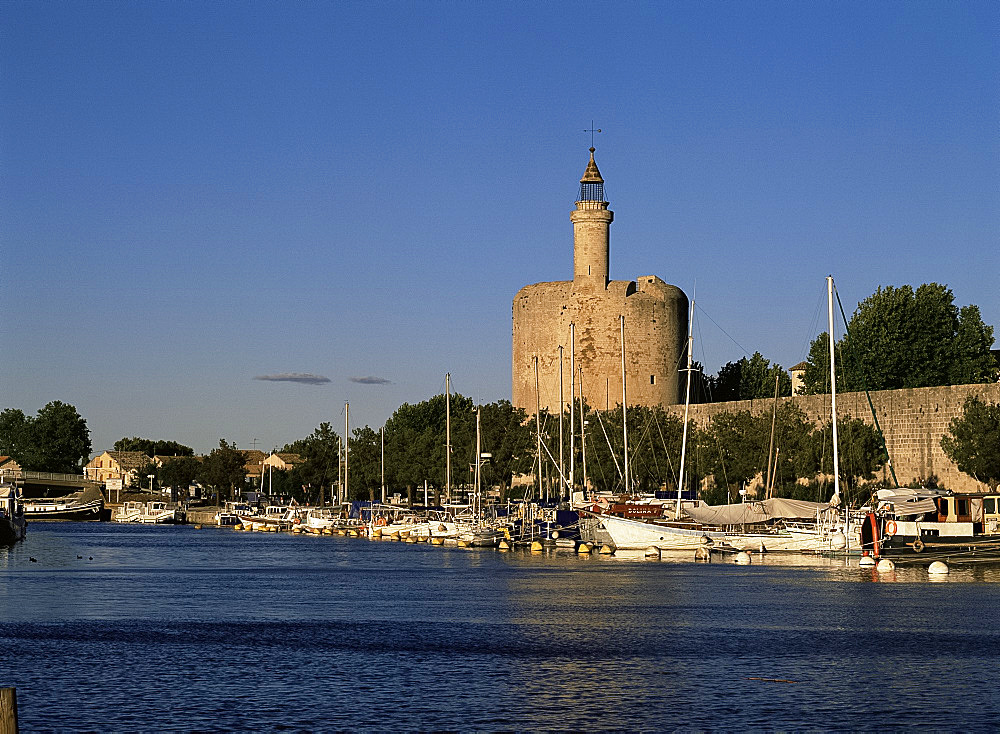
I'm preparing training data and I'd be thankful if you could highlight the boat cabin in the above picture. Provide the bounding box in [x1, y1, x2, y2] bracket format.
[933, 494, 1000, 535]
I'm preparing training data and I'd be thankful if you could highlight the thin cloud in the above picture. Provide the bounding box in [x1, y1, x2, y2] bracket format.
[349, 376, 392, 385]
[254, 373, 331, 385]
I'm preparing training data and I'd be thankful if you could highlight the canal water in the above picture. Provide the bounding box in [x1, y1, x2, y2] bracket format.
[3, 522, 1000, 732]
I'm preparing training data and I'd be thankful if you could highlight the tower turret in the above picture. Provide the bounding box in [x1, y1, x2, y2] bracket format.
[571, 147, 613, 291]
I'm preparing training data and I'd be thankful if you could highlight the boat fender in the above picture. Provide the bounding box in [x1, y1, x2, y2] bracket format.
[911, 538, 925, 553]
[885, 520, 897, 536]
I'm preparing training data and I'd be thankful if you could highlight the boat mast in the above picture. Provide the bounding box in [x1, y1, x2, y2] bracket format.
[559, 345, 565, 503]
[676, 297, 695, 519]
[620, 315, 629, 494]
[570, 323, 575, 497]
[344, 401, 349, 505]
[827, 276, 841, 505]
[475, 406, 482, 527]
[380, 425, 385, 503]
[765, 374, 779, 499]
[579, 366, 587, 495]
[535, 355, 542, 502]
[446, 372, 451, 504]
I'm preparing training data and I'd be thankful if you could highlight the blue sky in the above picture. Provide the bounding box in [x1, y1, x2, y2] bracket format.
[3, 1, 997, 456]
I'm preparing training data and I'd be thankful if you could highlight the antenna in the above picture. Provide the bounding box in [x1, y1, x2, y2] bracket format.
[584, 121, 602, 147]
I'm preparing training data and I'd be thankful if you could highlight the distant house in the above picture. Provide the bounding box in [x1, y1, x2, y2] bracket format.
[0, 456, 22, 478]
[241, 450, 267, 481]
[789, 361, 809, 396]
[264, 453, 303, 472]
[85, 451, 151, 487]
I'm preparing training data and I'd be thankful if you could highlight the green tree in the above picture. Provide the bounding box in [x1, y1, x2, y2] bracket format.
[709, 352, 793, 402]
[804, 283, 996, 393]
[478, 400, 533, 500]
[113, 437, 194, 457]
[198, 439, 246, 504]
[941, 396, 1000, 488]
[808, 415, 884, 504]
[348, 425, 381, 501]
[295, 422, 342, 499]
[1, 401, 92, 473]
[159, 456, 201, 489]
[0, 409, 31, 464]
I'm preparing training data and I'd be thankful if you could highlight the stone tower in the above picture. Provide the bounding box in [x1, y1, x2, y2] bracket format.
[512, 148, 688, 413]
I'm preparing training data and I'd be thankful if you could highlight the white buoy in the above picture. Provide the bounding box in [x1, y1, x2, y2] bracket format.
[876, 558, 896, 572]
[551, 530, 560, 540]
[928, 560, 950, 575]
[599, 544, 615, 555]
[734, 551, 752, 565]
[498, 539, 511, 551]
[694, 546, 711, 561]
[577, 542, 593, 555]
[859, 555, 876, 567]
[644, 546, 661, 559]
[829, 531, 847, 550]
[530, 540, 544, 552]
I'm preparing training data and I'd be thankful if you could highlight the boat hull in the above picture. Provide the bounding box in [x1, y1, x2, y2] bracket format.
[599, 514, 726, 550]
[24, 497, 103, 521]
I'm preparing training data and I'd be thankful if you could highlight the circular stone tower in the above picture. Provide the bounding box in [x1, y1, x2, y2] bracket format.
[512, 147, 688, 413]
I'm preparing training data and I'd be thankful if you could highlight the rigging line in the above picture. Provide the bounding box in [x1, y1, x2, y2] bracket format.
[654, 412, 679, 488]
[594, 410, 623, 480]
[695, 302, 754, 359]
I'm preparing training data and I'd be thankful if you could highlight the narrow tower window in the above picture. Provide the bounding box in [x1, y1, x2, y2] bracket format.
[650, 375, 656, 385]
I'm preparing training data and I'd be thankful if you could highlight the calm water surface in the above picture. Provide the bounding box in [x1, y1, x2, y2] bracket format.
[2, 522, 1000, 732]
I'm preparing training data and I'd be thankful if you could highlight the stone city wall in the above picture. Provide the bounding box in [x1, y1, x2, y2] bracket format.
[666, 382, 1000, 493]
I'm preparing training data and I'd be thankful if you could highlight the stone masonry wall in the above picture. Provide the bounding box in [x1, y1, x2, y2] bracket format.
[666, 383, 1000, 493]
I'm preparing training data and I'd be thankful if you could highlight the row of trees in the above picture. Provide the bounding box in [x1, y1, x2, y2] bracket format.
[0, 401, 92, 473]
[695, 283, 996, 403]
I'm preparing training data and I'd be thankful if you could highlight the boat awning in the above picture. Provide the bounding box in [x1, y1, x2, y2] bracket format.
[684, 498, 834, 525]
[875, 488, 941, 515]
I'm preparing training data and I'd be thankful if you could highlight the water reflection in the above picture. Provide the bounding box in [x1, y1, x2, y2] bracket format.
[5, 523, 1000, 731]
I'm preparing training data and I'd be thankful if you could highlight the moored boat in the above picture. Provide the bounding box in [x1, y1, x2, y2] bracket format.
[0, 481, 26, 544]
[24, 488, 103, 521]
[870, 488, 1000, 562]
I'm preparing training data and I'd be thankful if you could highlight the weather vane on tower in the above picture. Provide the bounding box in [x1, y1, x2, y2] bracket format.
[584, 121, 602, 148]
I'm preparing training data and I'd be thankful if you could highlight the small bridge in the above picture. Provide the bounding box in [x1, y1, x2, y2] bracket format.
[0, 470, 105, 499]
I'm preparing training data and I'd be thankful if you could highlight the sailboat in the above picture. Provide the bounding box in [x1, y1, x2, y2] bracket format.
[594, 306, 729, 550]
[598, 281, 856, 553]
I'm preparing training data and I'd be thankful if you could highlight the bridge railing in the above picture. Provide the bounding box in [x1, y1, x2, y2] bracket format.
[0, 469, 90, 483]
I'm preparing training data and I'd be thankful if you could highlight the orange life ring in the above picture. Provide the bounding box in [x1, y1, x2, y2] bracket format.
[376, 516, 387, 527]
[293, 517, 301, 525]
[885, 520, 897, 536]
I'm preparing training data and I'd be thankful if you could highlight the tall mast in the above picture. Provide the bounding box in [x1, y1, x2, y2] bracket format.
[558, 344, 564, 502]
[579, 366, 587, 494]
[380, 425, 385, 503]
[344, 402, 349, 504]
[620, 315, 629, 494]
[569, 323, 575, 496]
[446, 372, 451, 503]
[475, 406, 482, 526]
[676, 298, 695, 518]
[535, 356, 542, 501]
[828, 276, 841, 505]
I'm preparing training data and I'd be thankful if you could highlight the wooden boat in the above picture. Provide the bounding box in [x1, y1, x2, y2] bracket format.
[0, 482, 26, 544]
[24, 489, 103, 521]
[869, 489, 1000, 562]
